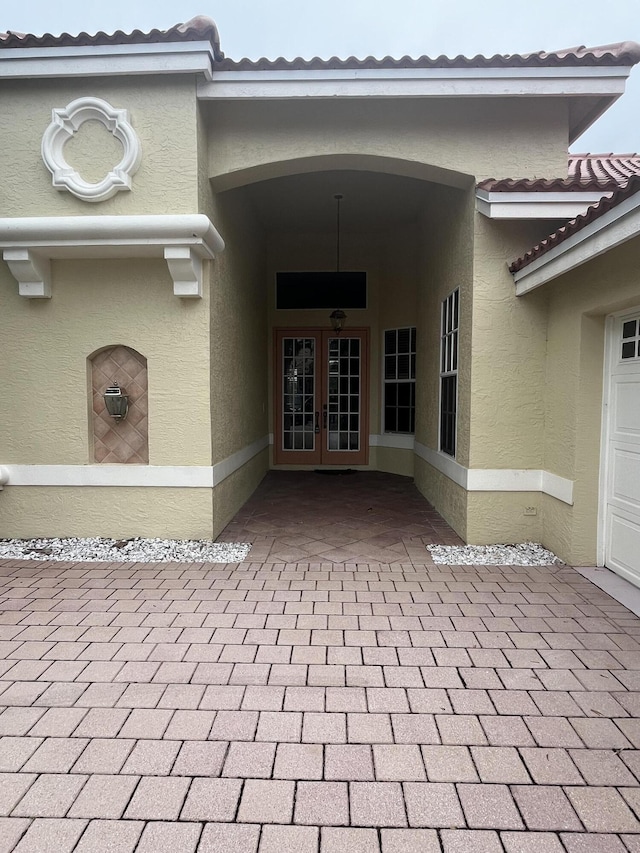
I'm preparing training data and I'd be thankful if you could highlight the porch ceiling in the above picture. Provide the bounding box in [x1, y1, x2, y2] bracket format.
[238, 170, 435, 234]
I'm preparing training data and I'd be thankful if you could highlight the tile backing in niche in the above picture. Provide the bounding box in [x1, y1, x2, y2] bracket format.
[91, 345, 149, 464]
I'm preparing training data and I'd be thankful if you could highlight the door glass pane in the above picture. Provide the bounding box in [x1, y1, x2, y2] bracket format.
[327, 336, 360, 451]
[282, 338, 315, 451]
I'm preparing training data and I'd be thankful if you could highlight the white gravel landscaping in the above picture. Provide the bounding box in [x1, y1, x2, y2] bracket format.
[427, 542, 560, 566]
[0, 537, 251, 563]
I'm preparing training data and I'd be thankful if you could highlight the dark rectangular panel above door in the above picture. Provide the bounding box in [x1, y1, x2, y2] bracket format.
[276, 272, 367, 309]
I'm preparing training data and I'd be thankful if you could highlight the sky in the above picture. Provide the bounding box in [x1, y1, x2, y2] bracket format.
[5, 0, 640, 153]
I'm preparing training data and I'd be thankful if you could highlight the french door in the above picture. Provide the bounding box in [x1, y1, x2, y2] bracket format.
[274, 328, 369, 466]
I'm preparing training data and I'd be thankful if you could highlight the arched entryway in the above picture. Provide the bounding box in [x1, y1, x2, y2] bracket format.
[207, 155, 473, 539]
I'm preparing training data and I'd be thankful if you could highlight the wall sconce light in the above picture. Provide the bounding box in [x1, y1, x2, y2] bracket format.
[103, 384, 129, 420]
[330, 308, 347, 334]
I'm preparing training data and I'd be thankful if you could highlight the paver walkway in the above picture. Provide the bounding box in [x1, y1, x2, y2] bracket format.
[0, 472, 639, 851]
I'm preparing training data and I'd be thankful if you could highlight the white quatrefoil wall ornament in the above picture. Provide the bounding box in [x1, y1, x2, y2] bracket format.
[41, 96, 142, 203]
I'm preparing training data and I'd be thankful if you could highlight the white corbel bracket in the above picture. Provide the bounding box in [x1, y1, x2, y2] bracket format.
[164, 247, 204, 298]
[3, 248, 51, 298]
[0, 214, 224, 300]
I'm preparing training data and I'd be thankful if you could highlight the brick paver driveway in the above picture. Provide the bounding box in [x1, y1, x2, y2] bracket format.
[1, 473, 639, 851]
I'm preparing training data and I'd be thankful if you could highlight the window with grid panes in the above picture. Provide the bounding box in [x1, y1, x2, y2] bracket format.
[621, 316, 640, 360]
[384, 327, 416, 434]
[440, 289, 459, 457]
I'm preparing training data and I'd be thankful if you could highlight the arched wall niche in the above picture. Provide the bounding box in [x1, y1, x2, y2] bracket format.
[89, 345, 149, 464]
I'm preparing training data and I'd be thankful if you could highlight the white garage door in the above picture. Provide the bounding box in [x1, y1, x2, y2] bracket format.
[604, 310, 640, 586]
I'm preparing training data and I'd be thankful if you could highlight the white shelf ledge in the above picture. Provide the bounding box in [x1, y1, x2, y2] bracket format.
[0, 214, 225, 298]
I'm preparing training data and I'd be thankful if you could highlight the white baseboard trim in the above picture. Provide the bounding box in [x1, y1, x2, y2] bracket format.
[414, 442, 468, 489]
[211, 435, 270, 486]
[541, 470, 574, 505]
[0, 435, 269, 489]
[414, 441, 574, 505]
[369, 434, 415, 450]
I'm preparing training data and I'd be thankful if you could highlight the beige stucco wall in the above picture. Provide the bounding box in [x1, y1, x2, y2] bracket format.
[414, 216, 640, 561]
[0, 487, 214, 540]
[413, 184, 473, 535]
[541, 236, 640, 565]
[0, 74, 220, 540]
[412, 193, 561, 545]
[0, 256, 213, 537]
[415, 456, 468, 540]
[417, 184, 474, 464]
[466, 491, 542, 544]
[469, 216, 552, 469]
[213, 448, 270, 535]
[0, 258, 211, 465]
[206, 98, 568, 191]
[2, 76, 200, 216]
[208, 186, 269, 533]
[3, 73, 601, 548]
[377, 447, 414, 478]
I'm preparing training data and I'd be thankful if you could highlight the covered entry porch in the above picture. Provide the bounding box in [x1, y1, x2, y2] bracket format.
[217, 471, 463, 564]
[210, 162, 473, 539]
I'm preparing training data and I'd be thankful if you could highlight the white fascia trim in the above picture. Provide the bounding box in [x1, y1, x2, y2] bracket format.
[0, 41, 215, 81]
[0, 435, 269, 489]
[414, 441, 574, 504]
[369, 434, 415, 450]
[199, 65, 629, 100]
[476, 190, 611, 220]
[0, 214, 224, 299]
[513, 190, 640, 295]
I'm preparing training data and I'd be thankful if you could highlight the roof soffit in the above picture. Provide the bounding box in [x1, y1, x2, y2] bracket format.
[506, 176, 640, 294]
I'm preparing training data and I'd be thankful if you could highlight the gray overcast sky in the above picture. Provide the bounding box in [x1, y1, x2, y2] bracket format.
[5, 0, 640, 154]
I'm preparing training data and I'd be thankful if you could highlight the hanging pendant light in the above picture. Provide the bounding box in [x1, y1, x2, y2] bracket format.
[330, 308, 347, 333]
[330, 192, 347, 334]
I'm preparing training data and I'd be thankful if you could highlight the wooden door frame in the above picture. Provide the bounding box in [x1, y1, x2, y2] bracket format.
[273, 327, 370, 467]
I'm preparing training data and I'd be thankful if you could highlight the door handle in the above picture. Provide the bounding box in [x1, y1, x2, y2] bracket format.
[315, 412, 320, 434]
[323, 404, 327, 429]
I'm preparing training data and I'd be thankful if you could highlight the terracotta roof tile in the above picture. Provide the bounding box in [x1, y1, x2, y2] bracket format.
[1, 21, 639, 73]
[568, 153, 640, 184]
[477, 176, 615, 192]
[509, 175, 640, 273]
[0, 15, 223, 59]
[479, 154, 640, 194]
[215, 41, 640, 71]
